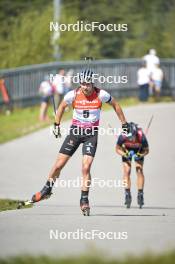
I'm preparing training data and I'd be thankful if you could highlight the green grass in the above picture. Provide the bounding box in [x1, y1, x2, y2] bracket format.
[0, 250, 175, 264]
[0, 104, 72, 144]
[0, 96, 173, 144]
[0, 199, 32, 212]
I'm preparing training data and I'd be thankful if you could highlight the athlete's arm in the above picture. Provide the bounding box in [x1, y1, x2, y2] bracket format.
[116, 144, 126, 156]
[138, 134, 149, 157]
[138, 147, 149, 157]
[110, 98, 127, 125]
[55, 100, 68, 124]
[99, 90, 127, 125]
[116, 135, 127, 156]
[55, 90, 75, 124]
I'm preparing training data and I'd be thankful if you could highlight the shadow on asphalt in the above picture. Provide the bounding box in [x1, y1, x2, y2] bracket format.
[36, 204, 175, 210]
[90, 214, 165, 217]
[143, 206, 175, 210]
[35, 204, 175, 210]
[93, 205, 175, 210]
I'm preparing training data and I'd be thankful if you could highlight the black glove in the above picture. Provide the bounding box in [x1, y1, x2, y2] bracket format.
[53, 123, 61, 138]
[122, 122, 129, 135]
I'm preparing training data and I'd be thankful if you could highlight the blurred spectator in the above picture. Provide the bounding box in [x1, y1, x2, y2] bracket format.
[64, 69, 74, 93]
[39, 75, 53, 121]
[151, 63, 164, 100]
[0, 75, 12, 115]
[137, 61, 150, 102]
[143, 49, 160, 75]
[52, 69, 65, 107]
[64, 69, 74, 112]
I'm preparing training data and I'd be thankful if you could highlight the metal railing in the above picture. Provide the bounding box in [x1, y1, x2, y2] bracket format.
[0, 59, 175, 107]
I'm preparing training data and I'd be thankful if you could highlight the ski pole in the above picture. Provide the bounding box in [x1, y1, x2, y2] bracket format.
[145, 115, 154, 135]
[51, 94, 57, 116]
[51, 94, 61, 138]
[136, 115, 154, 155]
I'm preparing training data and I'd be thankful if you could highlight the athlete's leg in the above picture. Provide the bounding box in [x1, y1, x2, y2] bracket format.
[135, 160, 145, 207]
[48, 129, 81, 182]
[122, 160, 132, 207]
[31, 153, 70, 203]
[31, 130, 81, 202]
[135, 160, 144, 190]
[48, 153, 70, 181]
[123, 161, 131, 189]
[81, 155, 94, 192]
[80, 154, 94, 214]
[80, 131, 98, 213]
[81, 130, 98, 191]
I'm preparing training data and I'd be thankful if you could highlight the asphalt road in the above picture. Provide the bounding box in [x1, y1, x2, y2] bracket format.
[0, 103, 175, 258]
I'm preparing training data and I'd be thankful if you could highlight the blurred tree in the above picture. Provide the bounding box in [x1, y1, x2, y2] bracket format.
[0, 7, 53, 68]
[56, 2, 101, 60]
[0, 0, 175, 69]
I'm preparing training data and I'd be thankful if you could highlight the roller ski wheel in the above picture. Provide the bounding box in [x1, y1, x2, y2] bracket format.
[80, 199, 90, 216]
[125, 193, 132, 209]
[137, 193, 144, 209]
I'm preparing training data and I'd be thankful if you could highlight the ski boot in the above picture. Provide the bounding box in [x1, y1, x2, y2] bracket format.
[17, 182, 53, 209]
[32, 184, 52, 203]
[80, 198, 90, 216]
[137, 192, 144, 209]
[125, 192, 132, 208]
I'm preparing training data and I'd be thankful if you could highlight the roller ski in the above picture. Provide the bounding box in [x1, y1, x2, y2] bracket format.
[137, 191, 144, 209]
[80, 198, 90, 216]
[17, 181, 53, 209]
[17, 199, 34, 209]
[125, 191, 132, 209]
